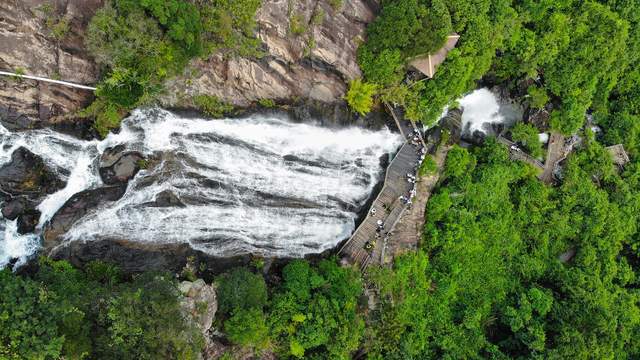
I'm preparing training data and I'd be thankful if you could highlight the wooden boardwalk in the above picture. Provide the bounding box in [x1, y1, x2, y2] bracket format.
[383, 144, 450, 262]
[338, 142, 422, 269]
[539, 132, 566, 184]
[339, 104, 424, 270]
[497, 136, 544, 170]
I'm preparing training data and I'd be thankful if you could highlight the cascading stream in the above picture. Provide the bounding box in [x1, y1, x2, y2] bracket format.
[0, 108, 402, 266]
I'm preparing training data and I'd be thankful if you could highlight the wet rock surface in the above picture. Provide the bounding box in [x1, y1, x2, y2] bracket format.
[43, 185, 127, 249]
[150, 190, 186, 208]
[0, 196, 41, 234]
[0, 147, 66, 198]
[99, 146, 145, 185]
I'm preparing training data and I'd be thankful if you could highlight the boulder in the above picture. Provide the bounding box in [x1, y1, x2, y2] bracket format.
[1, 197, 28, 220]
[17, 208, 41, 234]
[99, 147, 145, 185]
[179, 279, 217, 339]
[0, 147, 65, 198]
[43, 185, 127, 249]
[151, 190, 186, 208]
[1, 194, 43, 234]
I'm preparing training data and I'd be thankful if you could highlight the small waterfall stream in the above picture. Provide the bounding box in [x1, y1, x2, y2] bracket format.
[0, 108, 402, 267]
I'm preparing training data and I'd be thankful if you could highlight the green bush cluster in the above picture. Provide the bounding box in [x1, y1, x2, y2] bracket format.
[84, 0, 261, 136]
[511, 122, 544, 159]
[194, 95, 234, 118]
[216, 259, 364, 358]
[345, 79, 378, 116]
[0, 258, 203, 359]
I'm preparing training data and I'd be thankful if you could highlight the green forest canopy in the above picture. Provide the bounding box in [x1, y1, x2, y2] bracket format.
[3, 0, 640, 359]
[356, 0, 640, 140]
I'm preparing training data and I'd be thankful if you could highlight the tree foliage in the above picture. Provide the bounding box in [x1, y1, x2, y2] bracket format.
[511, 122, 544, 158]
[0, 259, 203, 360]
[345, 79, 378, 116]
[85, 0, 260, 135]
[365, 139, 640, 358]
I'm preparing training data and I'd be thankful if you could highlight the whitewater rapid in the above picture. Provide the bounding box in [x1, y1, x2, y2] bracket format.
[458, 88, 522, 135]
[0, 108, 402, 266]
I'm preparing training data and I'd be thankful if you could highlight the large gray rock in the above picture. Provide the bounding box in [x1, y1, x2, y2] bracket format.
[179, 279, 217, 339]
[99, 146, 145, 185]
[0, 147, 65, 233]
[0, 147, 65, 198]
[0, 0, 100, 134]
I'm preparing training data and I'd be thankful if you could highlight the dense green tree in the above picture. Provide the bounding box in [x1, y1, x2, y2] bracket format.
[511, 122, 544, 158]
[0, 260, 204, 360]
[269, 259, 363, 359]
[345, 79, 378, 116]
[0, 270, 64, 359]
[217, 267, 267, 315]
[224, 307, 269, 349]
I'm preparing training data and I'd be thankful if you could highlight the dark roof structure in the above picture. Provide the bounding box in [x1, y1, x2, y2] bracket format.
[408, 34, 460, 78]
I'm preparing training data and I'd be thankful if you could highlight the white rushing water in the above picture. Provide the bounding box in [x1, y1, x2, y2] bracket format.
[0, 108, 402, 266]
[457, 88, 522, 135]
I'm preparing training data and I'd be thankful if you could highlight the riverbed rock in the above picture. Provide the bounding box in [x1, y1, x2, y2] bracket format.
[151, 190, 186, 208]
[43, 185, 126, 249]
[1, 197, 27, 220]
[99, 147, 145, 185]
[1, 196, 41, 233]
[179, 279, 217, 340]
[0, 147, 65, 198]
[0, 0, 100, 135]
[17, 208, 41, 234]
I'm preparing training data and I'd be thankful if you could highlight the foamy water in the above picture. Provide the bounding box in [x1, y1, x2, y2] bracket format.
[458, 88, 522, 135]
[0, 108, 401, 266]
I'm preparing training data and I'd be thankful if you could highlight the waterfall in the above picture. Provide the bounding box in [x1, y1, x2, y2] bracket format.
[0, 108, 402, 267]
[458, 88, 523, 135]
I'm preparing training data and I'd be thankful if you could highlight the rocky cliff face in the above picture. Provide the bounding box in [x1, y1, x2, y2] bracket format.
[1, 0, 378, 129]
[0, 0, 101, 132]
[164, 0, 378, 107]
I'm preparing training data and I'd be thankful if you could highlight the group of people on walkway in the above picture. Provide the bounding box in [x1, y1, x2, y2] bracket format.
[364, 125, 426, 253]
[403, 128, 427, 207]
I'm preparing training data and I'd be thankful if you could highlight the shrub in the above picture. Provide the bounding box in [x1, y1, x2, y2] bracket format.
[217, 267, 267, 315]
[311, 8, 325, 26]
[258, 98, 276, 108]
[419, 155, 438, 176]
[511, 122, 544, 158]
[194, 95, 234, 118]
[0, 270, 65, 359]
[527, 85, 549, 109]
[345, 79, 378, 116]
[289, 13, 307, 36]
[225, 307, 269, 349]
[329, 0, 343, 11]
